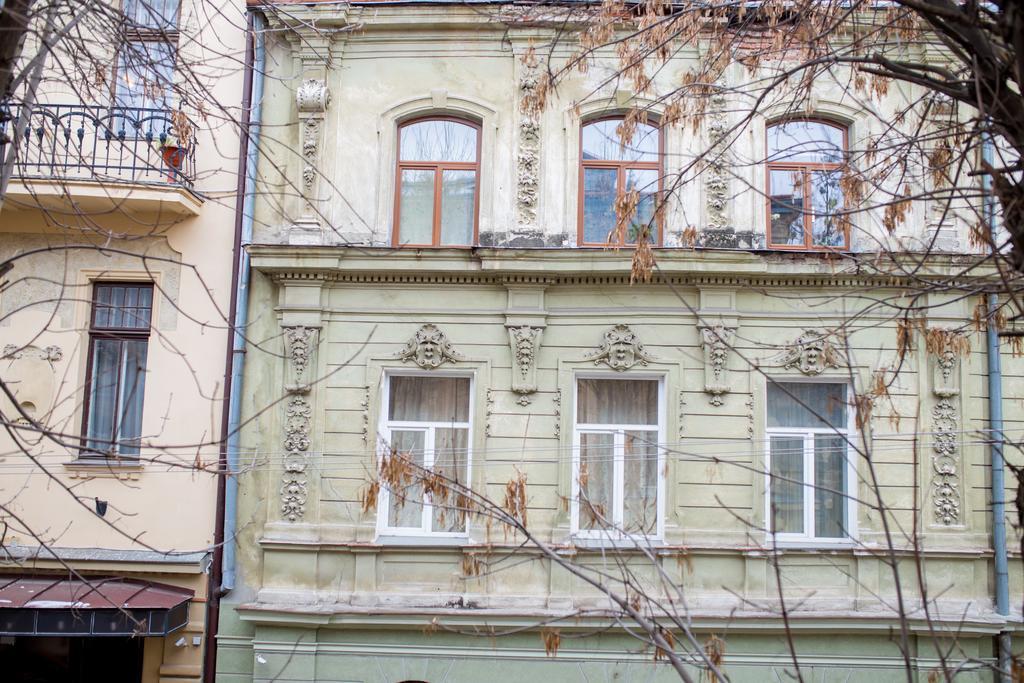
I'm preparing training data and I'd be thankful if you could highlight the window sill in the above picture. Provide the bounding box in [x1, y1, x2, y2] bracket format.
[374, 534, 470, 547]
[763, 539, 857, 552]
[570, 536, 664, 550]
[64, 458, 143, 480]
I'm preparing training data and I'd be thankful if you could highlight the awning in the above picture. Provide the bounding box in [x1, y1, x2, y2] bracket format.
[0, 577, 193, 636]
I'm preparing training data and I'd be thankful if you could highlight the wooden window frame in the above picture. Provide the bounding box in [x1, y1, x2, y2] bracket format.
[577, 114, 664, 247]
[113, 0, 181, 111]
[79, 282, 153, 459]
[765, 118, 849, 251]
[392, 116, 482, 248]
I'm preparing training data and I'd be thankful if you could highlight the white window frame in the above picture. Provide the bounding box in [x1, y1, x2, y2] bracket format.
[376, 370, 474, 538]
[764, 380, 857, 547]
[571, 373, 666, 541]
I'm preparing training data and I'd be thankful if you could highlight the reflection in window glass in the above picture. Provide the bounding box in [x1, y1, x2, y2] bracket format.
[398, 169, 435, 245]
[767, 121, 844, 163]
[400, 120, 477, 162]
[582, 119, 659, 162]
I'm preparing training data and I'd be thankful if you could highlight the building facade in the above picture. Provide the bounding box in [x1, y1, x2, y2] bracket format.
[0, 0, 247, 681]
[217, 3, 1023, 681]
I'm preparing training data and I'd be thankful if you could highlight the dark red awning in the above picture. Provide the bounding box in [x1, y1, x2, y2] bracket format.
[0, 577, 193, 636]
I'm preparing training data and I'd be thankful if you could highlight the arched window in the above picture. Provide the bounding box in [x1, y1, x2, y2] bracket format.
[579, 116, 661, 246]
[394, 117, 481, 247]
[766, 119, 847, 250]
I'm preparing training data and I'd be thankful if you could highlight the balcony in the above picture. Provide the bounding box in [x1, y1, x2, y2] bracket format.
[0, 104, 202, 217]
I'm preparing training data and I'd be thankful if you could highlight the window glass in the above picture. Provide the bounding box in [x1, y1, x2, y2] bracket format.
[575, 378, 661, 537]
[400, 120, 477, 162]
[582, 119, 659, 162]
[115, 40, 175, 111]
[439, 169, 475, 245]
[397, 169, 435, 245]
[769, 436, 804, 534]
[767, 121, 844, 163]
[767, 382, 846, 428]
[84, 284, 152, 457]
[388, 376, 470, 422]
[582, 167, 617, 244]
[814, 435, 847, 538]
[769, 169, 805, 246]
[382, 375, 472, 534]
[578, 378, 657, 425]
[810, 169, 844, 246]
[123, 0, 180, 29]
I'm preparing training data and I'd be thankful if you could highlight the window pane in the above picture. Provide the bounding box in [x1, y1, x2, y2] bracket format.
[577, 379, 658, 425]
[810, 170, 845, 247]
[400, 120, 477, 162]
[115, 41, 175, 111]
[86, 339, 122, 452]
[579, 432, 614, 530]
[398, 168, 435, 245]
[386, 430, 425, 528]
[582, 167, 617, 244]
[389, 376, 470, 423]
[624, 168, 658, 244]
[623, 430, 658, 533]
[431, 427, 469, 532]
[767, 383, 846, 429]
[767, 121, 844, 163]
[769, 169, 805, 246]
[582, 119, 658, 162]
[440, 169, 475, 245]
[814, 435, 847, 538]
[115, 339, 148, 455]
[123, 0, 179, 29]
[93, 284, 153, 330]
[770, 436, 804, 534]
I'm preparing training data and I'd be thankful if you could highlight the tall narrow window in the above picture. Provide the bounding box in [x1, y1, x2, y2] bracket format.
[379, 374, 472, 535]
[766, 382, 852, 541]
[115, 0, 180, 112]
[579, 117, 661, 246]
[767, 120, 847, 250]
[573, 377, 662, 537]
[394, 118, 481, 247]
[83, 283, 153, 457]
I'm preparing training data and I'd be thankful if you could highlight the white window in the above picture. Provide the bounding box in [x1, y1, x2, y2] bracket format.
[766, 382, 855, 543]
[378, 373, 472, 536]
[572, 377, 664, 538]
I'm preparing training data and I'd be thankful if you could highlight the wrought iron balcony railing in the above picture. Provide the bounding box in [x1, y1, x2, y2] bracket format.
[0, 103, 197, 189]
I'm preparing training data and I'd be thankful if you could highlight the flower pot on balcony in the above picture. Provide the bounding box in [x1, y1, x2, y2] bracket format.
[161, 145, 187, 181]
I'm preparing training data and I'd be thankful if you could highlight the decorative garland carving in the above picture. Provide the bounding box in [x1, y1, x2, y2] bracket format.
[508, 324, 543, 405]
[699, 324, 735, 406]
[931, 398, 960, 525]
[585, 324, 655, 371]
[776, 328, 843, 375]
[360, 385, 370, 445]
[705, 85, 731, 232]
[281, 395, 311, 522]
[294, 78, 329, 230]
[516, 58, 541, 228]
[284, 325, 316, 390]
[301, 118, 321, 194]
[678, 391, 686, 441]
[485, 389, 494, 437]
[395, 324, 464, 369]
[929, 338, 963, 526]
[553, 389, 561, 439]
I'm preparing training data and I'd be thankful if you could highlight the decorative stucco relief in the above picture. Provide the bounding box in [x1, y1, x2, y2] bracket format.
[774, 328, 844, 375]
[296, 78, 331, 113]
[507, 324, 543, 405]
[280, 325, 319, 523]
[2, 344, 63, 362]
[485, 389, 494, 437]
[552, 389, 561, 439]
[704, 85, 732, 233]
[516, 58, 541, 229]
[395, 324, 464, 369]
[929, 344, 963, 526]
[291, 78, 330, 241]
[699, 324, 735, 406]
[585, 324, 655, 371]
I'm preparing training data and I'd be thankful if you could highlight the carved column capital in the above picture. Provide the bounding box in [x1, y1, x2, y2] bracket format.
[296, 78, 330, 113]
[291, 78, 331, 244]
[506, 323, 544, 405]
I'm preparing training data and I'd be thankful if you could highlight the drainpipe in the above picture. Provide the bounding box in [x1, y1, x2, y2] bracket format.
[983, 135, 1011, 681]
[203, 10, 262, 683]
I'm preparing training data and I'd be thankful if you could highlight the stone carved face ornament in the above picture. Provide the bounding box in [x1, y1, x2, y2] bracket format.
[776, 328, 843, 376]
[396, 324, 464, 369]
[586, 324, 655, 371]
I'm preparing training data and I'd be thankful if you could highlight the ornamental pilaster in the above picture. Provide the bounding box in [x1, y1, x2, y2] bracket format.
[928, 338, 965, 527]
